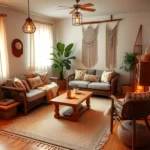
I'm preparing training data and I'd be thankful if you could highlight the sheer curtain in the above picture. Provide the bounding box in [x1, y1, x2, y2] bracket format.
[30, 21, 53, 74]
[0, 16, 9, 84]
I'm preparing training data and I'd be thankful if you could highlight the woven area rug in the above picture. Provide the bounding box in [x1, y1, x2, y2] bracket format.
[0, 97, 111, 150]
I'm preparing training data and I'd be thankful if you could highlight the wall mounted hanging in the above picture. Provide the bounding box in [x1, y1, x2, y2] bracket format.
[106, 23, 118, 69]
[12, 39, 23, 57]
[82, 25, 99, 68]
[133, 25, 142, 55]
[22, 0, 36, 33]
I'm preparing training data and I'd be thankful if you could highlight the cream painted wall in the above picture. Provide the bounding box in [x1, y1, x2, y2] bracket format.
[0, 6, 55, 78]
[55, 12, 150, 89]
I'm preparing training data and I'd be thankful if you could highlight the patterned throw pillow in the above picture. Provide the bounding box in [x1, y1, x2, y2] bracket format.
[27, 76, 43, 89]
[21, 80, 30, 92]
[125, 92, 150, 102]
[24, 73, 36, 78]
[101, 71, 115, 83]
[37, 72, 51, 85]
[14, 77, 26, 90]
[75, 70, 87, 80]
[84, 74, 100, 82]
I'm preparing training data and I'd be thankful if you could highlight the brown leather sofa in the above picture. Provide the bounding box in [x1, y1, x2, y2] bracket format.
[67, 69, 119, 97]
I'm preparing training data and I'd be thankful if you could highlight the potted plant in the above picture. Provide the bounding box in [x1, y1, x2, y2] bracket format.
[50, 42, 76, 90]
[120, 52, 138, 94]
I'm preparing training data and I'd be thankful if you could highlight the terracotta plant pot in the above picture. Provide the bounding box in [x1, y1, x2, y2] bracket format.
[58, 79, 66, 90]
[121, 84, 133, 95]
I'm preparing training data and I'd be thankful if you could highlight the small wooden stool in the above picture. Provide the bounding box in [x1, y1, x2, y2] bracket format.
[0, 101, 20, 119]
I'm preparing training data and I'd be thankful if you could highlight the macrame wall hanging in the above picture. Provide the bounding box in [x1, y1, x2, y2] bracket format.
[82, 25, 99, 68]
[106, 23, 118, 69]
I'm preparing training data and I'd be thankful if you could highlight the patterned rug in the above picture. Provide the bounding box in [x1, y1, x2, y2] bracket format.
[0, 97, 111, 150]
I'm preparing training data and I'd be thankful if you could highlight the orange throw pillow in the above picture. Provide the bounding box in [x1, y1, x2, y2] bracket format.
[38, 72, 51, 85]
[27, 76, 43, 89]
[24, 73, 36, 78]
[22, 80, 30, 93]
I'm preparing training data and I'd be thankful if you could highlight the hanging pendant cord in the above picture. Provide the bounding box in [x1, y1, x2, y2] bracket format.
[28, 0, 30, 17]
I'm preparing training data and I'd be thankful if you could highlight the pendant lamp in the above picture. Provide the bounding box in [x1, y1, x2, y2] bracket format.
[22, 0, 36, 34]
[72, 11, 82, 26]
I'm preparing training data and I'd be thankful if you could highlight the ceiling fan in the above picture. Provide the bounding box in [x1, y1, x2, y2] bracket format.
[58, 0, 96, 14]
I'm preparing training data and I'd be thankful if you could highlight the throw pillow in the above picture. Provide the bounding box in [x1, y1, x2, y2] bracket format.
[75, 70, 87, 80]
[37, 72, 51, 85]
[21, 80, 30, 93]
[27, 76, 43, 89]
[83, 74, 100, 82]
[101, 71, 115, 83]
[14, 77, 26, 90]
[24, 73, 36, 78]
[125, 92, 150, 102]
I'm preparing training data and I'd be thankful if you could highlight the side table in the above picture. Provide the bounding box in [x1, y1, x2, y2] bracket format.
[0, 101, 20, 119]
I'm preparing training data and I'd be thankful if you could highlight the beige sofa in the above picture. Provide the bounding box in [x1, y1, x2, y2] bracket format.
[67, 69, 119, 97]
[1, 74, 59, 114]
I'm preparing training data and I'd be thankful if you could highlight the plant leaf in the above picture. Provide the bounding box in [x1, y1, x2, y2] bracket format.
[65, 43, 73, 52]
[67, 56, 76, 60]
[55, 66, 62, 73]
[50, 53, 58, 59]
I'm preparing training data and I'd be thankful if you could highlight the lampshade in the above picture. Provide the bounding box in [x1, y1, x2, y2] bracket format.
[145, 46, 150, 54]
[22, 0, 36, 34]
[22, 17, 36, 34]
[72, 12, 82, 26]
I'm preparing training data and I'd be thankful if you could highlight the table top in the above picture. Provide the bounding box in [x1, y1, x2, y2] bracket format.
[51, 90, 93, 106]
[0, 101, 20, 110]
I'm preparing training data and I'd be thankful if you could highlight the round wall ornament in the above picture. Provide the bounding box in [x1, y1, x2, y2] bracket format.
[12, 39, 23, 57]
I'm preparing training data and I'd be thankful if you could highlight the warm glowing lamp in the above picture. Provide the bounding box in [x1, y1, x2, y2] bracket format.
[145, 46, 150, 55]
[136, 85, 144, 93]
[72, 11, 82, 26]
[22, 0, 36, 34]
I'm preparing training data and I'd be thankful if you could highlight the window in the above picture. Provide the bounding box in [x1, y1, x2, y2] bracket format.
[30, 21, 53, 74]
[0, 16, 9, 84]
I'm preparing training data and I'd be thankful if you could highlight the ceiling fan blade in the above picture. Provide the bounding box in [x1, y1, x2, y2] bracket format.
[58, 6, 72, 7]
[69, 9, 77, 14]
[80, 3, 94, 8]
[80, 7, 96, 12]
[58, 7, 74, 10]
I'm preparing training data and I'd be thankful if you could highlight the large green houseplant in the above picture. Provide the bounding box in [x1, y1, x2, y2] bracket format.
[120, 52, 138, 73]
[120, 52, 138, 94]
[50, 42, 76, 80]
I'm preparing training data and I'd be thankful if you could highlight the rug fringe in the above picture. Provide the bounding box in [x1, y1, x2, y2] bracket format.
[0, 131, 65, 150]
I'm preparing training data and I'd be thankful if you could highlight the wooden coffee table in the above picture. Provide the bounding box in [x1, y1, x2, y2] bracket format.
[51, 91, 93, 122]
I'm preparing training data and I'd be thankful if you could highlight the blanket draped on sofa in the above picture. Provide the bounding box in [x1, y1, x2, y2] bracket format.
[37, 82, 58, 102]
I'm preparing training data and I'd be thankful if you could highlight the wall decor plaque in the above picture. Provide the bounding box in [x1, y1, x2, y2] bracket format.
[12, 39, 23, 57]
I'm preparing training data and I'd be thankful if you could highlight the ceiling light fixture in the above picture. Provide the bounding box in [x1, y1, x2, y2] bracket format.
[72, 11, 82, 26]
[22, 0, 36, 34]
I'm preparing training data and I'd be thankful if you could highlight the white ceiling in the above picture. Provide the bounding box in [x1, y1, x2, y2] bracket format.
[0, 0, 150, 19]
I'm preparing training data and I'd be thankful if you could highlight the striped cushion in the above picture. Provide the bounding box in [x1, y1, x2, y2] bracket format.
[22, 80, 30, 92]
[125, 92, 150, 101]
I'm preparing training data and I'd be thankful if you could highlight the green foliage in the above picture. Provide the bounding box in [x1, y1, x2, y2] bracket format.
[120, 52, 138, 72]
[50, 42, 76, 80]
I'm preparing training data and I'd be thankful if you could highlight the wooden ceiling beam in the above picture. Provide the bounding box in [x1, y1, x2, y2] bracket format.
[81, 15, 122, 25]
